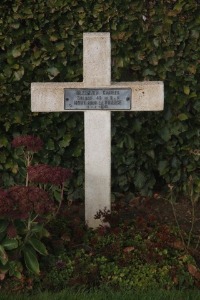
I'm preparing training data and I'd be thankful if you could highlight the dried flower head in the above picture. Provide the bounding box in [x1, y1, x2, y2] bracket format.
[0, 189, 13, 215]
[28, 164, 72, 186]
[0, 186, 54, 219]
[12, 135, 43, 152]
[7, 223, 17, 238]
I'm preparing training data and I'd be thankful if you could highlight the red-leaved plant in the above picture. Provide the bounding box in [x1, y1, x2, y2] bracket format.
[0, 135, 72, 279]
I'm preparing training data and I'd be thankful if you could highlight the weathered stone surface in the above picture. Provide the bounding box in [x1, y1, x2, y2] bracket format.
[83, 33, 111, 228]
[31, 81, 164, 112]
[83, 32, 111, 86]
[85, 111, 111, 228]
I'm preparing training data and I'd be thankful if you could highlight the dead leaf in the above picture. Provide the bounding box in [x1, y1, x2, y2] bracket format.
[173, 276, 179, 285]
[153, 193, 160, 199]
[123, 246, 135, 253]
[61, 233, 71, 242]
[188, 264, 200, 281]
[0, 273, 5, 281]
[129, 197, 140, 207]
[169, 240, 185, 250]
[112, 32, 126, 41]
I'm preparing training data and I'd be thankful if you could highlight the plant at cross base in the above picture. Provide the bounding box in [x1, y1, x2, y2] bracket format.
[0, 135, 72, 279]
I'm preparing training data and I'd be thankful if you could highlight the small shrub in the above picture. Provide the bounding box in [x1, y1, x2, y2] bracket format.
[0, 135, 72, 280]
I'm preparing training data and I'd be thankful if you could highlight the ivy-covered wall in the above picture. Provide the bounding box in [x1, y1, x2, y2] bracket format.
[0, 0, 199, 198]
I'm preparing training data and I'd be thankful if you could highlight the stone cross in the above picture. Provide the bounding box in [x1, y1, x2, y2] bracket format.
[31, 32, 164, 228]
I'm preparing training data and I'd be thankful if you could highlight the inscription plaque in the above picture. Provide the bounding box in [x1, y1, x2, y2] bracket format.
[64, 88, 131, 110]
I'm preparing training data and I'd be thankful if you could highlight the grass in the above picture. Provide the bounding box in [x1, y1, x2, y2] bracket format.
[0, 288, 200, 300]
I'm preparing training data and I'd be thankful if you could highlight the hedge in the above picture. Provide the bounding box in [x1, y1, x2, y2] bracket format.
[0, 0, 199, 199]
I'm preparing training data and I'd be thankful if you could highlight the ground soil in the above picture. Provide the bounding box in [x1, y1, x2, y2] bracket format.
[66, 194, 200, 237]
[128, 195, 200, 235]
[63, 194, 200, 266]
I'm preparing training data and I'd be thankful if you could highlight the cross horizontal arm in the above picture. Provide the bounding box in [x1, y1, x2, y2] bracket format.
[31, 81, 164, 112]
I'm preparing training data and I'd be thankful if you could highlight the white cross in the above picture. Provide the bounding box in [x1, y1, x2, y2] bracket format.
[31, 32, 164, 228]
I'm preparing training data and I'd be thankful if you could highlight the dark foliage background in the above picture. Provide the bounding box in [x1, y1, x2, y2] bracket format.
[0, 0, 199, 198]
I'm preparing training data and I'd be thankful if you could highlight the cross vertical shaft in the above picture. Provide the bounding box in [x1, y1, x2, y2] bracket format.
[83, 33, 111, 227]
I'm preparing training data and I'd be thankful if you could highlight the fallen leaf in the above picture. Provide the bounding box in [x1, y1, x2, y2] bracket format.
[129, 197, 140, 207]
[0, 273, 5, 281]
[123, 246, 135, 253]
[169, 240, 185, 250]
[61, 233, 71, 242]
[188, 264, 200, 281]
[173, 276, 179, 285]
[153, 193, 160, 199]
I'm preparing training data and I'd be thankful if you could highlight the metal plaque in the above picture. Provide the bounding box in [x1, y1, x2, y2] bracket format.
[64, 88, 131, 110]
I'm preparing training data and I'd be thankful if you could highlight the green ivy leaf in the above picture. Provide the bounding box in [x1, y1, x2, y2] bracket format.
[183, 86, 190, 95]
[0, 137, 8, 148]
[10, 23, 20, 29]
[143, 69, 156, 76]
[49, 35, 59, 42]
[13, 67, 24, 81]
[59, 134, 71, 147]
[134, 171, 146, 189]
[132, 119, 142, 132]
[125, 135, 135, 149]
[158, 127, 171, 142]
[55, 42, 65, 51]
[149, 54, 158, 66]
[72, 145, 83, 157]
[47, 67, 60, 79]
[46, 139, 55, 150]
[187, 65, 196, 74]
[178, 113, 188, 121]
[11, 48, 21, 58]
[174, 2, 184, 12]
[147, 150, 155, 159]
[116, 57, 124, 67]
[158, 160, 168, 176]
[119, 175, 128, 187]
[0, 152, 7, 163]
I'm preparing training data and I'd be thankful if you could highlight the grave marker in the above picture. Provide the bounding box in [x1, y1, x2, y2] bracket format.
[31, 32, 164, 228]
